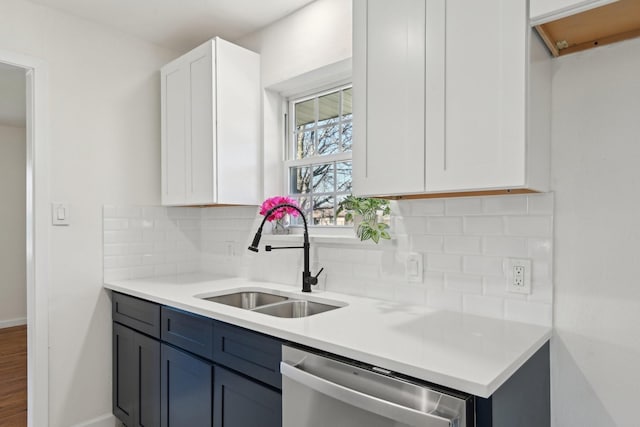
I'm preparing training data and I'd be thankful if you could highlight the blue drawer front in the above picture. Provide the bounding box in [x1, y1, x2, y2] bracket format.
[112, 292, 160, 338]
[161, 306, 215, 360]
[213, 322, 282, 389]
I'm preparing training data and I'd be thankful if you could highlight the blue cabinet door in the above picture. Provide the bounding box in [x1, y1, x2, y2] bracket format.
[161, 344, 213, 427]
[213, 365, 281, 427]
[113, 323, 160, 427]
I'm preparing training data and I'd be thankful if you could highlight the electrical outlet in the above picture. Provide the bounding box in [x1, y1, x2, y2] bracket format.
[506, 258, 531, 294]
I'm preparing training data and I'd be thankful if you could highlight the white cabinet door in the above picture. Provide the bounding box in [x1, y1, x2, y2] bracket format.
[161, 38, 260, 206]
[215, 39, 261, 205]
[185, 43, 215, 205]
[352, 0, 427, 197]
[161, 59, 188, 205]
[353, 0, 549, 198]
[425, 0, 528, 192]
[530, 0, 618, 25]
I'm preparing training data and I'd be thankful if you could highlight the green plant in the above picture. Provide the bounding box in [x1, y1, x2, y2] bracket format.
[337, 196, 391, 243]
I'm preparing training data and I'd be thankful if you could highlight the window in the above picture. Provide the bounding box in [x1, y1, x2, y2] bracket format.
[285, 84, 352, 226]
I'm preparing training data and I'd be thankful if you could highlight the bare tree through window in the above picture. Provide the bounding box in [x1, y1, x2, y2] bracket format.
[287, 85, 352, 226]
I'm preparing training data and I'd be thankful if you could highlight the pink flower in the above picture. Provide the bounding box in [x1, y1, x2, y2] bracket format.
[260, 196, 300, 222]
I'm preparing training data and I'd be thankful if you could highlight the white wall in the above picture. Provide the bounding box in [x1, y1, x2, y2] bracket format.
[550, 38, 640, 426]
[236, 0, 353, 198]
[0, 0, 177, 425]
[237, 0, 352, 88]
[0, 124, 26, 328]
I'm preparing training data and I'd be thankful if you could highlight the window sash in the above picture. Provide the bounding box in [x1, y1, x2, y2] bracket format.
[285, 84, 353, 228]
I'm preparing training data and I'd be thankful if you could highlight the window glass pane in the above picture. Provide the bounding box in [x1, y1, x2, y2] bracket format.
[336, 194, 353, 226]
[336, 161, 352, 193]
[295, 98, 315, 128]
[291, 196, 312, 226]
[317, 125, 340, 156]
[312, 163, 334, 194]
[341, 122, 352, 152]
[312, 196, 335, 225]
[317, 91, 340, 127]
[342, 87, 352, 119]
[290, 166, 311, 194]
[295, 130, 315, 159]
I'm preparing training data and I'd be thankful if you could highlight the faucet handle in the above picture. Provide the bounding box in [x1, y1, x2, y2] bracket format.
[309, 267, 324, 286]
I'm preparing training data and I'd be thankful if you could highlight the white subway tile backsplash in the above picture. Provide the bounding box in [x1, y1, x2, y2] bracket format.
[426, 289, 463, 311]
[427, 217, 463, 234]
[104, 194, 553, 326]
[463, 294, 505, 318]
[463, 255, 503, 276]
[445, 198, 483, 216]
[527, 282, 553, 303]
[527, 193, 554, 215]
[412, 235, 443, 252]
[424, 272, 445, 290]
[444, 236, 482, 254]
[445, 273, 483, 294]
[427, 253, 462, 272]
[483, 195, 528, 215]
[395, 217, 427, 234]
[483, 237, 528, 257]
[410, 199, 445, 216]
[464, 216, 504, 235]
[103, 219, 129, 231]
[104, 230, 142, 244]
[505, 216, 552, 237]
[528, 238, 552, 260]
[504, 300, 552, 326]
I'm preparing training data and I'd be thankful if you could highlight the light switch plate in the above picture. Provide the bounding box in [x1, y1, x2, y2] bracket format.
[406, 253, 423, 283]
[51, 202, 70, 226]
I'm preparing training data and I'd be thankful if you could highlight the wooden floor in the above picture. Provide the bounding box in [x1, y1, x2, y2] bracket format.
[0, 326, 27, 427]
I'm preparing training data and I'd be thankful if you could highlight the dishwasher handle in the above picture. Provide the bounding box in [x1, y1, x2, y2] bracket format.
[280, 360, 458, 427]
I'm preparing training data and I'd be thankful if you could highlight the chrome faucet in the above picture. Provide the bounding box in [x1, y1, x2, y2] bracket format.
[248, 203, 323, 292]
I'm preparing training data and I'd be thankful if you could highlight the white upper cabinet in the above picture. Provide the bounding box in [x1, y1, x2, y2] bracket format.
[161, 38, 261, 206]
[530, 0, 619, 25]
[353, 0, 551, 198]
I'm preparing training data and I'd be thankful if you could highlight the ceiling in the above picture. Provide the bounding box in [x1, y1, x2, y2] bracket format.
[27, 0, 318, 52]
[1, 0, 317, 126]
[0, 63, 26, 128]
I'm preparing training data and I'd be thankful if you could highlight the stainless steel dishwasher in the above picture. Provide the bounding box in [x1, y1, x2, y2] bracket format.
[281, 345, 472, 427]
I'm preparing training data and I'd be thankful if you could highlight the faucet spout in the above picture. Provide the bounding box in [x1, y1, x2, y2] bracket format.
[248, 203, 322, 292]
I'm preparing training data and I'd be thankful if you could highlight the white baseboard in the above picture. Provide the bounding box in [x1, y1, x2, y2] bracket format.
[70, 413, 121, 427]
[0, 317, 27, 329]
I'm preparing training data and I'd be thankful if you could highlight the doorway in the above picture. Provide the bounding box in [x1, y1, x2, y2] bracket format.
[0, 61, 27, 426]
[0, 50, 49, 427]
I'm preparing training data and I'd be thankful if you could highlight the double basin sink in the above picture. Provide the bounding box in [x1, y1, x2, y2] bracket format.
[200, 289, 344, 319]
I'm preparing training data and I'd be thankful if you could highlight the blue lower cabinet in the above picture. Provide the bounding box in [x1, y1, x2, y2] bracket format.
[213, 365, 282, 427]
[161, 344, 214, 427]
[113, 323, 160, 427]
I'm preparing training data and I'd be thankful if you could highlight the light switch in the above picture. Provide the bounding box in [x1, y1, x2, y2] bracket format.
[406, 253, 423, 283]
[51, 203, 70, 226]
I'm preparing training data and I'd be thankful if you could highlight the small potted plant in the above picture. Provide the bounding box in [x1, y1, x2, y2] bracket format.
[338, 196, 391, 243]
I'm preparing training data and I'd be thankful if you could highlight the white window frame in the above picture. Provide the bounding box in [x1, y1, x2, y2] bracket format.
[284, 82, 353, 228]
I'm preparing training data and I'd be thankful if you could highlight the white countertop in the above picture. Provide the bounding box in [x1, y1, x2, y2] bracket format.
[104, 273, 551, 398]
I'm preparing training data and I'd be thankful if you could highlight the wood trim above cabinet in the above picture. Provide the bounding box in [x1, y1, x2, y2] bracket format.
[535, 0, 640, 57]
[377, 189, 538, 201]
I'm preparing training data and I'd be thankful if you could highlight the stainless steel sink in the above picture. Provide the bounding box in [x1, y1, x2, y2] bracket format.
[252, 300, 340, 318]
[200, 289, 344, 318]
[203, 291, 289, 309]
